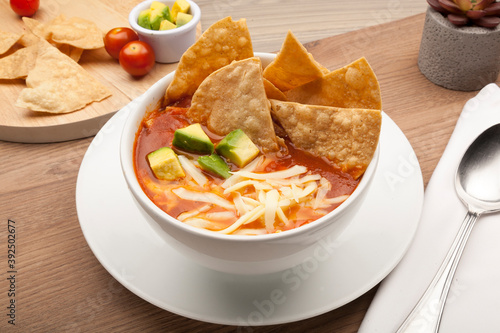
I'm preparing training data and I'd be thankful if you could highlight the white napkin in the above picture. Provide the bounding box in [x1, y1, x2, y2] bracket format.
[359, 83, 500, 333]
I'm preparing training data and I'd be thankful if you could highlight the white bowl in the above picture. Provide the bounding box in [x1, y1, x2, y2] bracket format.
[128, 0, 201, 63]
[120, 53, 380, 275]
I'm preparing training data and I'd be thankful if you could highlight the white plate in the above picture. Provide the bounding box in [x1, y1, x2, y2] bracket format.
[76, 108, 424, 326]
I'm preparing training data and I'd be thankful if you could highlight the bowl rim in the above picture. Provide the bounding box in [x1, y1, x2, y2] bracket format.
[120, 52, 381, 244]
[128, 0, 201, 36]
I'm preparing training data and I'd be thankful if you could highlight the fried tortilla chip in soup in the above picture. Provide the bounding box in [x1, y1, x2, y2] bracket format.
[270, 99, 381, 179]
[0, 44, 38, 79]
[263, 78, 287, 101]
[16, 39, 111, 113]
[263, 30, 327, 92]
[188, 57, 279, 152]
[164, 17, 254, 105]
[285, 57, 382, 110]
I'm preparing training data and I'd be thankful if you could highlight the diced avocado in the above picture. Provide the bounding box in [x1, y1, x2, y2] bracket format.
[171, 0, 190, 23]
[147, 147, 185, 180]
[137, 9, 152, 29]
[159, 19, 176, 30]
[149, 8, 165, 30]
[172, 123, 214, 154]
[176, 12, 193, 27]
[161, 6, 173, 23]
[198, 154, 231, 179]
[216, 129, 260, 168]
[150, 1, 167, 11]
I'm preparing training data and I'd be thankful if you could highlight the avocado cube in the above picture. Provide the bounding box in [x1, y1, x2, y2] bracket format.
[149, 8, 165, 30]
[176, 12, 193, 27]
[198, 154, 231, 179]
[150, 1, 167, 11]
[216, 129, 260, 168]
[147, 147, 185, 180]
[172, 123, 214, 154]
[171, 0, 190, 23]
[161, 6, 173, 23]
[137, 9, 152, 29]
[159, 19, 176, 30]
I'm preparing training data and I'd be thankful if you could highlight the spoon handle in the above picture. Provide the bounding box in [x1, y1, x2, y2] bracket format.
[396, 210, 480, 333]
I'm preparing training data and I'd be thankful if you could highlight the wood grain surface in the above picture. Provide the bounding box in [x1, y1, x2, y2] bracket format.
[0, 0, 187, 143]
[2, 0, 499, 332]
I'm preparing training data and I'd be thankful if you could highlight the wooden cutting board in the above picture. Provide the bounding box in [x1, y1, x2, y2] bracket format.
[0, 0, 194, 143]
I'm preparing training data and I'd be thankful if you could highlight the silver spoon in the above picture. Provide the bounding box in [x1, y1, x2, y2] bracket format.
[396, 123, 500, 333]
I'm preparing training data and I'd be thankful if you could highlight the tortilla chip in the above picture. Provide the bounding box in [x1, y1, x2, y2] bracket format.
[23, 15, 104, 50]
[188, 57, 279, 152]
[270, 99, 381, 179]
[285, 57, 382, 110]
[56, 43, 84, 62]
[263, 78, 287, 101]
[22, 17, 50, 40]
[47, 15, 104, 49]
[0, 30, 21, 55]
[19, 28, 83, 62]
[262, 31, 326, 92]
[19, 31, 40, 47]
[164, 17, 254, 105]
[0, 45, 38, 79]
[15, 39, 111, 113]
[315, 60, 330, 75]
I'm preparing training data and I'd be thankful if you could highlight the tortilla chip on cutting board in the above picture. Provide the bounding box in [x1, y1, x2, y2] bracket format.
[23, 15, 104, 50]
[15, 39, 111, 114]
[0, 30, 22, 55]
[0, 45, 38, 79]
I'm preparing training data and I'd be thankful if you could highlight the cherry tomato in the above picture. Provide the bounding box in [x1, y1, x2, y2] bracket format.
[10, 0, 39, 17]
[119, 41, 155, 77]
[104, 27, 139, 60]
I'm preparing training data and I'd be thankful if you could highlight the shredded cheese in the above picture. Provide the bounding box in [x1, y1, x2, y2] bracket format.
[232, 192, 248, 216]
[172, 188, 234, 210]
[264, 189, 280, 232]
[205, 211, 236, 221]
[223, 180, 272, 194]
[178, 155, 208, 187]
[184, 218, 223, 230]
[177, 204, 211, 221]
[169, 158, 348, 235]
[276, 206, 289, 225]
[216, 205, 265, 234]
[232, 165, 307, 180]
[221, 155, 266, 189]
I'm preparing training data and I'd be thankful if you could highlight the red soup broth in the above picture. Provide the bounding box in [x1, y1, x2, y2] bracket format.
[134, 103, 360, 235]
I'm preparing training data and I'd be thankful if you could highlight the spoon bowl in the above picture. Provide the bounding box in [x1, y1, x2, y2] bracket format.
[456, 124, 500, 212]
[397, 123, 500, 333]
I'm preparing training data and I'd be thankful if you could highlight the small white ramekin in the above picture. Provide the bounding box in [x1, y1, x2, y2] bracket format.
[128, 0, 201, 63]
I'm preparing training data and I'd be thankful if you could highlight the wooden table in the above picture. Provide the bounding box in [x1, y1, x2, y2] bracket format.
[1, 1, 498, 331]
